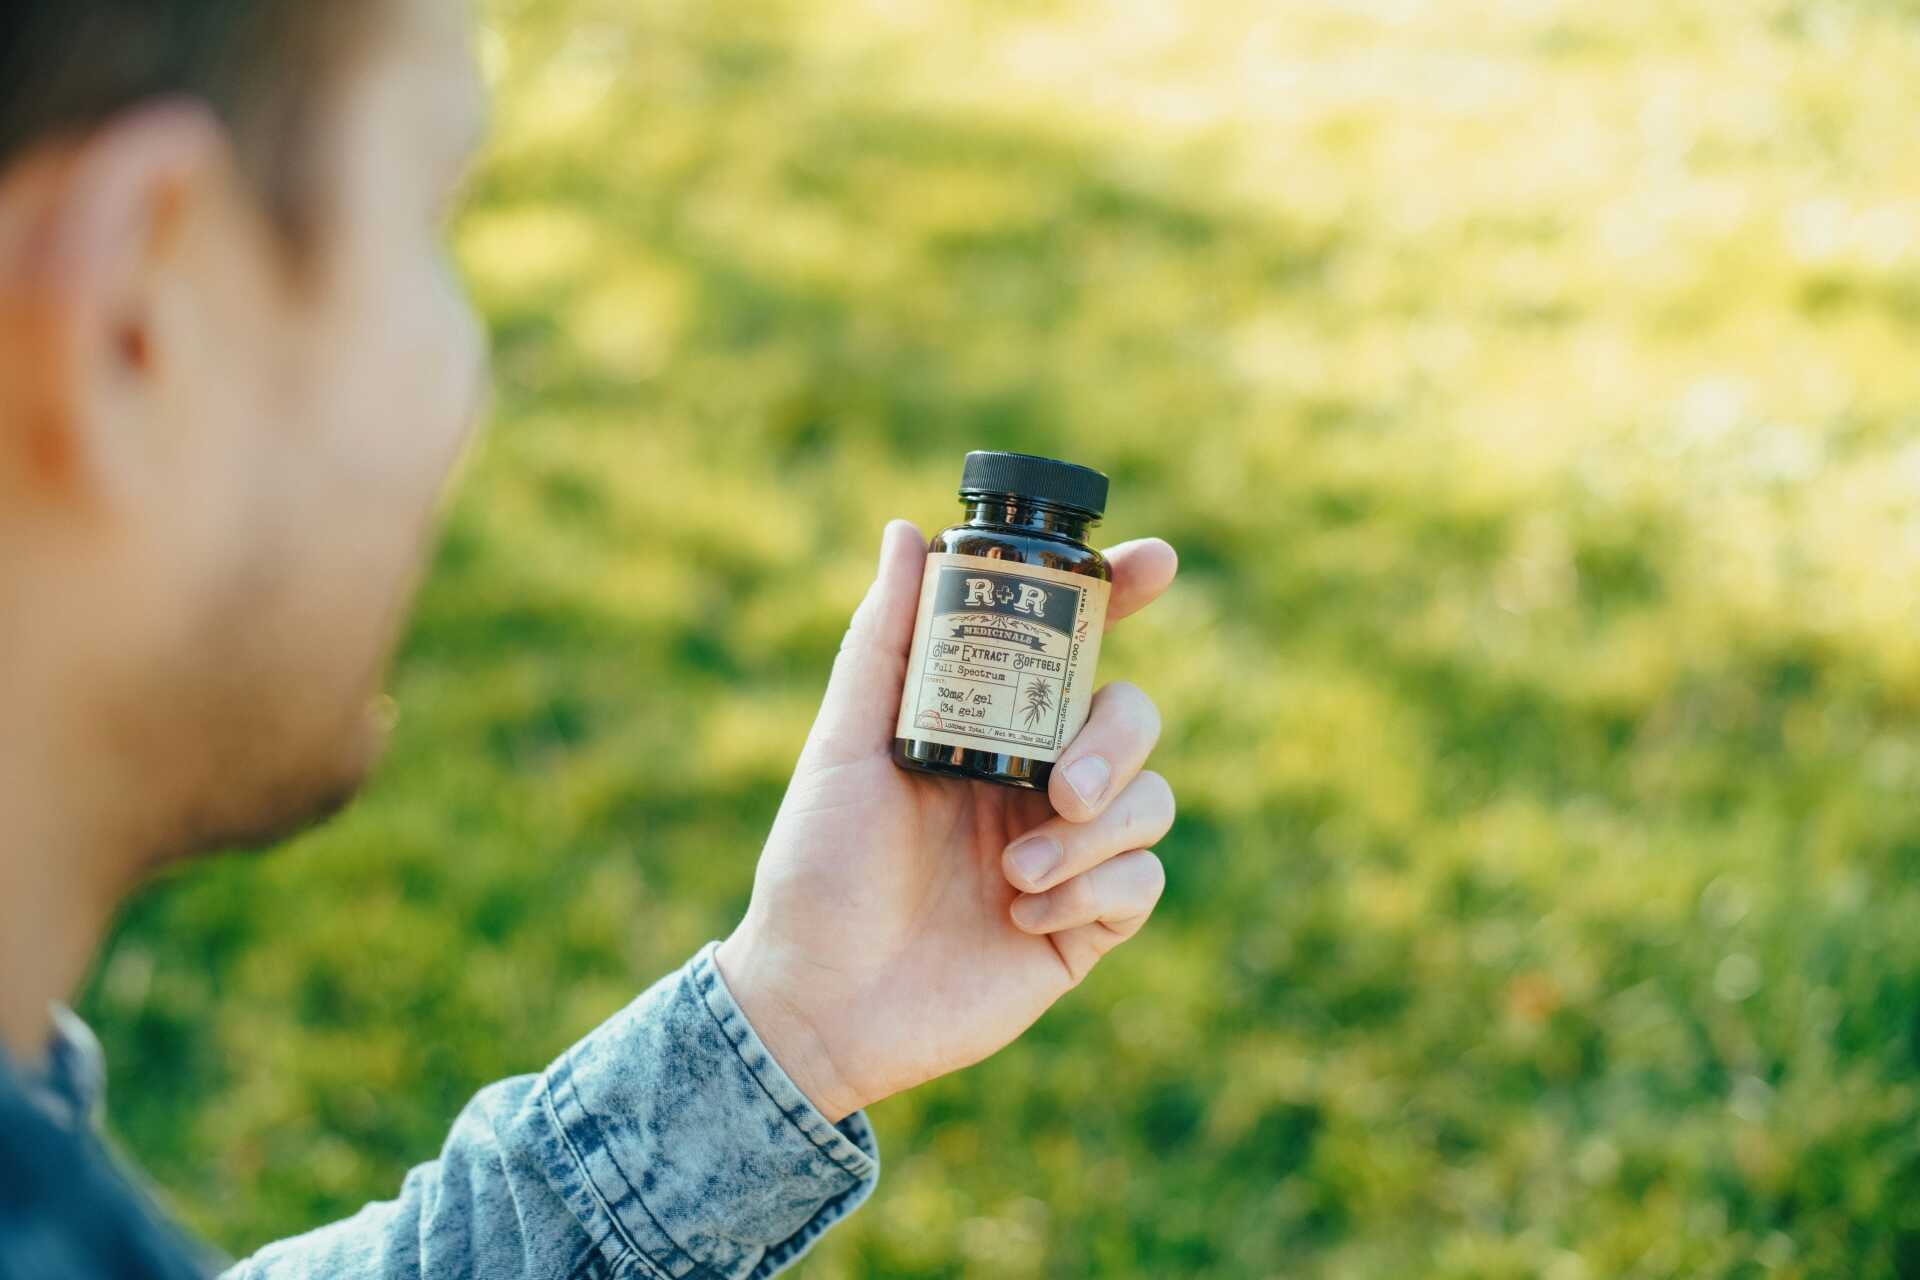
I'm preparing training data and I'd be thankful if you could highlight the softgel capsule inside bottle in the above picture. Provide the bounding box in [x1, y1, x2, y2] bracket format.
[893, 451, 1112, 790]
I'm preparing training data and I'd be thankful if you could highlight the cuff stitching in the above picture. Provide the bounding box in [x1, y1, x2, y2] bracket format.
[691, 950, 876, 1181]
[747, 1175, 874, 1279]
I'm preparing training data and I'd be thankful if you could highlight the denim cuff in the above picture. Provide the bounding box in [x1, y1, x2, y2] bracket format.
[536, 942, 878, 1279]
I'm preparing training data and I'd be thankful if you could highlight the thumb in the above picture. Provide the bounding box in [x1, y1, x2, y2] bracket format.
[803, 519, 929, 764]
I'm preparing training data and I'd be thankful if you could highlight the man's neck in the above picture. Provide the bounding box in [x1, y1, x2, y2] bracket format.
[0, 840, 116, 1069]
[0, 699, 132, 1068]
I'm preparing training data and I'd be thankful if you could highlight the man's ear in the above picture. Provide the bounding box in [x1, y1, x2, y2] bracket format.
[0, 101, 230, 507]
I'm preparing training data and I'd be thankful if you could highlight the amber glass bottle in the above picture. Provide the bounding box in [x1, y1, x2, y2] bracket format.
[893, 451, 1112, 790]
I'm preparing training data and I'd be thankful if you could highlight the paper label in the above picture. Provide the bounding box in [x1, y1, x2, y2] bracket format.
[894, 551, 1110, 762]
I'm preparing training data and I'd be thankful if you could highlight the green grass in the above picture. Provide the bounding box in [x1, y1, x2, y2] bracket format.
[79, 0, 1920, 1274]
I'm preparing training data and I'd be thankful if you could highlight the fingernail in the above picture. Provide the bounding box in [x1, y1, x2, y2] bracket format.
[1011, 895, 1048, 931]
[1061, 756, 1111, 808]
[1006, 836, 1061, 886]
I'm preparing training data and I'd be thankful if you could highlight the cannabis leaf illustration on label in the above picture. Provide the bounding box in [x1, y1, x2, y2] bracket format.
[1022, 678, 1055, 729]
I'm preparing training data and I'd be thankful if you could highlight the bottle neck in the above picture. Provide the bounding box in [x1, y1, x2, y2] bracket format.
[961, 495, 1099, 543]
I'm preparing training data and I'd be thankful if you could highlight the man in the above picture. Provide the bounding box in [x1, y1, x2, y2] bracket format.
[0, 1, 1179, 1276]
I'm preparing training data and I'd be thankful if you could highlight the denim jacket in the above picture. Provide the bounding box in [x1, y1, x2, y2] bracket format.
[3, 943, 879, 1280]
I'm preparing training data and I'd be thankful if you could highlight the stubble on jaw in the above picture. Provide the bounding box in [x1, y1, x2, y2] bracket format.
[131, 691, 390, 872]
[97, 545, 404, 873]
[186, 702, 388, 861]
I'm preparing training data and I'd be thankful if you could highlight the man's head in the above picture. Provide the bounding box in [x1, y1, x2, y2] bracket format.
[0, 0, 488, 864]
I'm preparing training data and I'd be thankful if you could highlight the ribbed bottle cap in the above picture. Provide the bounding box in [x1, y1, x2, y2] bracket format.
[958, 451, 1108, 517]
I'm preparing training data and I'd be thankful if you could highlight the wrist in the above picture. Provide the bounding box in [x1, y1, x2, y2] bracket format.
[714, 930, 865, 1124]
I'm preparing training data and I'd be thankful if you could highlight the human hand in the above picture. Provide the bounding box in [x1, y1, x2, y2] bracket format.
[715, 521, 1178, 1122]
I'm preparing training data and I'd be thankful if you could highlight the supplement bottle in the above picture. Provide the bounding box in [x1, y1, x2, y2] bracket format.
[893, 451, 1112, 790]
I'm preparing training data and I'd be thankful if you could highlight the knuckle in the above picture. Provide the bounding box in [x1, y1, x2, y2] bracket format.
[1132, 770, 1177, 828]
[1136, 850, 1168, 903]
[1107, 682, 1161, 742]
[1102, 849, 1164, 918]
[1136, 698, 1164, 744]
[1059, 873, 1100, 921]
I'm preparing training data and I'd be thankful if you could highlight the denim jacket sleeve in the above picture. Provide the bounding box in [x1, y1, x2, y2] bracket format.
[225, 942, 879, 1280]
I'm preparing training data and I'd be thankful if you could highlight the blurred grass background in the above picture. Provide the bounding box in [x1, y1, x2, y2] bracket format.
[78, 0, 1920, 1275]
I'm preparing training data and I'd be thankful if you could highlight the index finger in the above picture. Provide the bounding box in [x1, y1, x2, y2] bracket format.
[1103, 538, 1179, 626]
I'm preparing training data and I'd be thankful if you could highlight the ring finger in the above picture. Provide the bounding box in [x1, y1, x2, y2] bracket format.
[1002, 769, 1175, 894]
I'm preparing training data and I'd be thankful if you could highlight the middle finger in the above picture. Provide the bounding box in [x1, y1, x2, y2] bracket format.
[1048, 681, 1163, 822]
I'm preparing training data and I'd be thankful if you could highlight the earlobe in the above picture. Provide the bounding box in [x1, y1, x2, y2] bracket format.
[0, 100, 230, 503]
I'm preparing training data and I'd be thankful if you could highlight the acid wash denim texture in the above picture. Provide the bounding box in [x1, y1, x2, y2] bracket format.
[11, 942, 879, 1280]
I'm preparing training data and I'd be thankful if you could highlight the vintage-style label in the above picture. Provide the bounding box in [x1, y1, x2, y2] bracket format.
[895, 551, 1110, 762]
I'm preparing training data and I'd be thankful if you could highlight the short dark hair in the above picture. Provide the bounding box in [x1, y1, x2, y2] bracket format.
[0, 2, 370, 236]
